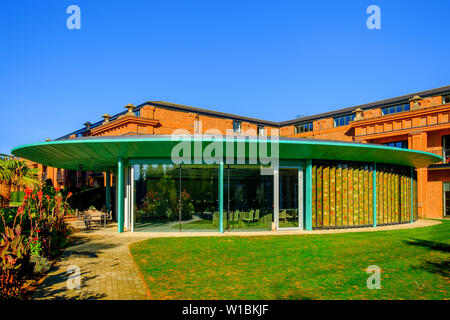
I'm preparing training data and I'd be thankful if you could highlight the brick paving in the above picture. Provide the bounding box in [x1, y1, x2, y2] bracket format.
[33, 219, 440, 300]
[33, 229, 150, 300]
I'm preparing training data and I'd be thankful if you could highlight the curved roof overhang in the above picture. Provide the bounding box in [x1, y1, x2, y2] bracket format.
[11, 135, 442, 171]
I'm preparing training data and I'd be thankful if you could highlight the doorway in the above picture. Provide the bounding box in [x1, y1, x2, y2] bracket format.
[276, 167, 303, 230]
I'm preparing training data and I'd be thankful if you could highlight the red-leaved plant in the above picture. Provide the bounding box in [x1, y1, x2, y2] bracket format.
[0, 187, 72, 298]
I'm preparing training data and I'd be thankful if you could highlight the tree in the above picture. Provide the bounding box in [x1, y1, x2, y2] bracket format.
[0, 155, 39, 208]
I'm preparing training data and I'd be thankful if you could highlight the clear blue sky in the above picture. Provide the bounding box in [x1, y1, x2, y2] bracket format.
[1, 0, 449, 154]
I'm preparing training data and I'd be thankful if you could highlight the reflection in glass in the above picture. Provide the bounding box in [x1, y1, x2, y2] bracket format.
[133, 164, 275, 232]
[133, 164, 180, 232]
[177, 165, 219, 231]
[225, 166, 273, 231]
[279, 168, 299, 228]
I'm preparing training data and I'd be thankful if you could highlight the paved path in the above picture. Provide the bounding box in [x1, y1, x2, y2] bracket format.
[33, 230, 150, 300]
[33, 219, 440, 300]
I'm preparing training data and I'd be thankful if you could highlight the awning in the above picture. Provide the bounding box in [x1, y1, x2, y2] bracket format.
[11, 135, 443, 171]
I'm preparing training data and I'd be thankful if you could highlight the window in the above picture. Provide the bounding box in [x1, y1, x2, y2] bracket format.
[135, 109, 141, 117]
[257, 125, 265, 136]
[443, 182, 450, 216]
[381, 103, 410, 115]
[233, 121, 242, 133]
[443, 135, 450, 163]
[443, 95, 450, 104]
[41, 165, 48, 182]
[382, 140, 408, 149]
[333, 114, 355, 127]
[294, 122, 313, 134]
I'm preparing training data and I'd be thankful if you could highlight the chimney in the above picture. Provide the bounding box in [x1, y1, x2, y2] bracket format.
[125, 104, 135, 116]
[409, 95, 422, 110]
[102, 114, 112, 124]
[84, 122, 92, 131]
[352, 108, 364, 121]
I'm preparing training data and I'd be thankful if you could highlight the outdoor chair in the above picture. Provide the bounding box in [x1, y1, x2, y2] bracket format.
[279, 209, 287, 222]
[90, 210, 105, 228]
[286, 209, 293, 220]
[242, 209, 254, 223]
[292, 209, 298, 220]
[81, 211, 91, 229]
[83, 210, 105, 229]
[212, 211, 219, 227]
[253, 209, 260, 222]
[232, 210, 240, 228]
[202, 211, 212, 220]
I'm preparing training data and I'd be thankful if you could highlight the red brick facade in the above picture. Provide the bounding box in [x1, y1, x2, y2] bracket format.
[34, 89, 450, 219]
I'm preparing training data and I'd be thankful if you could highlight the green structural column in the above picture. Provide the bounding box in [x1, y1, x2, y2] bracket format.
[373, 163, 377, 227]
[305, 159, 312, 231]
[117, 157, 124, 233]
[410, 167, 414, 223]
[219, 162, 224, 233]
[105, 171, 111, 226]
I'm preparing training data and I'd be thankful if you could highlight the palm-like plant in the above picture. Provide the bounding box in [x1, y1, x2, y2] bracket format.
[0, 154, 39, 208]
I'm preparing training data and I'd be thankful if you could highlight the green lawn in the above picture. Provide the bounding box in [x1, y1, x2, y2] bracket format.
[130, 220, 450, 300]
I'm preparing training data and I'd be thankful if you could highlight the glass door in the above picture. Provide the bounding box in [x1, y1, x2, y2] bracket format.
[443, 182, 450, 216]
[277, 167, 303, 229]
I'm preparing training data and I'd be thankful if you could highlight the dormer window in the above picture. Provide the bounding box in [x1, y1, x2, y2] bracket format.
[257, 125, 265, 136]
[381, 103, 410, 115]
[233, 121, 242, 133]
[443, 94, 450, 104]
[294, 122, 313, 134]
[333, 114, 355, 127]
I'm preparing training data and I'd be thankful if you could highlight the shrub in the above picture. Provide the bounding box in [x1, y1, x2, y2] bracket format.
[177, 190, 194, 220]
[29, 238, 42, 256]
[0, 187, 72, 298]
[0, 211, 29, 298]
[29, 255, 51, 275]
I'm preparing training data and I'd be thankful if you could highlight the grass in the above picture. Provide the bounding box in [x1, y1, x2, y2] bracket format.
[130, 219, 450, 300]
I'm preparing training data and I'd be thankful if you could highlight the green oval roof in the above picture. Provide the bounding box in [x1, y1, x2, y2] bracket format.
[11, 135, 442, 171]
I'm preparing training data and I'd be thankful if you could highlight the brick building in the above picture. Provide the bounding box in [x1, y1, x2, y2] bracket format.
[37, 85, 450, 219]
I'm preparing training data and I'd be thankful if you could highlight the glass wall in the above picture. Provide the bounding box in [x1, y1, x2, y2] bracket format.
[133, 164, 181, 232]
[225, 166, 274, 231]
[279, 168, 300, 228]
[133, 164, 219, 232]
[178, 165, 219, 231]
[132, 164, 274, 232]
[443, 182, 450, 216]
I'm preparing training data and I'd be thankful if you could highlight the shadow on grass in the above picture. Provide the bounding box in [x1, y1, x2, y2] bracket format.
[413, 259, 450, 278]
[403, 239, 450, 253]
[405, 238, 450, 278]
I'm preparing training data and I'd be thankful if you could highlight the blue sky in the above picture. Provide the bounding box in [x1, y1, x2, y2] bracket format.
[1, 0, 449, 154]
